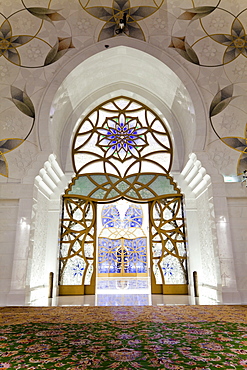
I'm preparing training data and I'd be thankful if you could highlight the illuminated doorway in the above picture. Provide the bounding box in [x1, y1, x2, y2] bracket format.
[97, 200, 149, 277]
[58, 97, 188, 295]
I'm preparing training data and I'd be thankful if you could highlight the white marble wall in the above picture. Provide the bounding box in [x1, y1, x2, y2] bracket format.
[28, 190, 49, 299]
[25, 155, 69, 303]
[178, 153, 243, 303]
[0, 199, 19, 305]
[27, 193, 62, 304]
[195, 188, 221, 302]
[0, 183, 33, 305]
[227, 191, 247, 303]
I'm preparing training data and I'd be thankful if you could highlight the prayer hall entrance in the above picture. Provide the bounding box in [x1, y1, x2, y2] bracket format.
[97, 200, 149, 278]
[58, 97, 188, 296]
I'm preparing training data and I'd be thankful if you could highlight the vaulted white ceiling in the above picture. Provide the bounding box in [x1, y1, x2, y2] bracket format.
[0, 1, 246, 181]
[48, 45, 203, 173]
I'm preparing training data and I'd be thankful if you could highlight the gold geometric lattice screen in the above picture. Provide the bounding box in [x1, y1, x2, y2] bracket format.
[59, 97, 187, 294]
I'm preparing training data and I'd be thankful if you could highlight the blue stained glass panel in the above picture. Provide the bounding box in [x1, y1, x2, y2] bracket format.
[98, 239, 121, 274]
[124, 204, 143, 228]
[98, 237, 147, 275]
[124, 238, 147, 273]
[102, 205, 120, 227]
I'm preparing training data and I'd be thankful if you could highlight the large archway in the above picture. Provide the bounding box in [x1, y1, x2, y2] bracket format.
[58, 96, 188, 295]
[27, 43, 222, 304]
[38, 43, 207, 173]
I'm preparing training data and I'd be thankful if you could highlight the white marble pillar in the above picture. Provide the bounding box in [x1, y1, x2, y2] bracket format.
[7, 198, 32, 305]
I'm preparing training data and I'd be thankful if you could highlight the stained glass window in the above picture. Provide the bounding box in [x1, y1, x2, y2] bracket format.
[59, 198, 95, 289]
[98, 200, 148, 276]
[72, 97, 173, 177]
[150, 197, 188, 287]
[102, 205, 121, 228]
[96, 113, 148, 160]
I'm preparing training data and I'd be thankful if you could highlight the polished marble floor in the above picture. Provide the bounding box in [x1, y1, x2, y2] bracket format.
[28, 278, 219, 306]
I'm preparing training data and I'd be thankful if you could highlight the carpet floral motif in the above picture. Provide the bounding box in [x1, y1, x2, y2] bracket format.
[0, 321, 247, 369]
[0, 306, 247, 369]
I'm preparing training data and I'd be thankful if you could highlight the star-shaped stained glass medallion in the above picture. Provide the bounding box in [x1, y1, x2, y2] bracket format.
[96, 113, 148, 161]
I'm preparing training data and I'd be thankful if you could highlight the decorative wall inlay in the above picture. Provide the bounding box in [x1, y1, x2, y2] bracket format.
[169, 1, 247, 67]
[208, 85, 247, 175]
[0, 1, 247, 179]
[80, 0, 164, 41]
[0, 2, 74, 67]
[207, 145, 234, 173]
[29, 190, 49, 288]
[197, 191, 218, 290]
[168, 1, 247, 177]
[0, 86, 35, 177]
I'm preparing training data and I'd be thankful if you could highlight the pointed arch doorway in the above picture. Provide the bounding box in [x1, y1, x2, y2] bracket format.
[58, 97, 188, 296]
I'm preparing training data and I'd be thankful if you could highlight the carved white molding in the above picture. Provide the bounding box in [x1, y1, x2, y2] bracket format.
[27, 154, 69, 295]
[34, 154, 68, 199]
[180, 153, 211, 197]
[178, 153, 222, 301]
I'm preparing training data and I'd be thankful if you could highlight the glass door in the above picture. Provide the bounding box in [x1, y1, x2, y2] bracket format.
[97, 200, 148, 277]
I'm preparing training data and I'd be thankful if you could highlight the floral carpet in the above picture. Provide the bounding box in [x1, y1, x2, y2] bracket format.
[0, 305, 247, 369]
